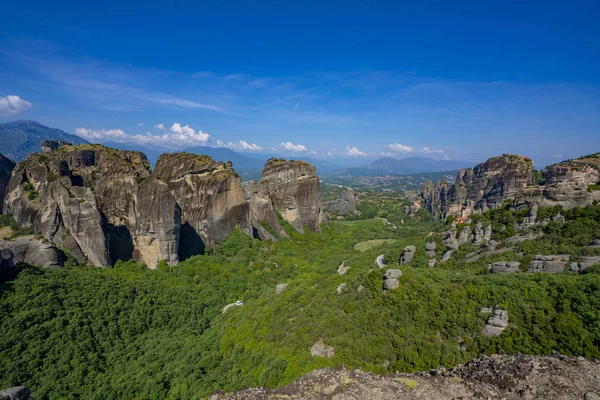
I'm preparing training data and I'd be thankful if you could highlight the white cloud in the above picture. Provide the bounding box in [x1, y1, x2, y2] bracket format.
[0, 95, 32, 116]
[75, 122, 210, 148]
[327, 151, 333, 157]
[277, 141, 308, 152]
[387, 143, 414, 153]
[218, 139, 263, 152]
[136, 122, 143, 127]
[421, 146, 444, 155]
[345, 145, 369, 157]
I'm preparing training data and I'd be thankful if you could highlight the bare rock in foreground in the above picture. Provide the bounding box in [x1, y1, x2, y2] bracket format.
[211, 355, 600, 400]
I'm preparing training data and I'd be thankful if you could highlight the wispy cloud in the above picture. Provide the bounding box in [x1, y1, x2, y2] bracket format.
[293, 103, 300, 112]
[387, 143, 414, 153]
[328, 145, 370, 157]
[217, 139, 263, 151]
[0, 95, 32, 116]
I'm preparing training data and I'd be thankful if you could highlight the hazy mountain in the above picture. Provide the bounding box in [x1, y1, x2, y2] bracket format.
[334, 156, 475, 176]
[0, 120, 89, 161]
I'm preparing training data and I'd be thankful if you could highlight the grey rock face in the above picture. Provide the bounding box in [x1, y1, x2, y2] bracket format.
[382, 278, 399, 291]
[336, 283, 347, 294]
[0, 239, 64, 269]
[428, 258, 436, 267]
[41, 140, 72, 153]
[245, 158, 323, 237]
[0, 386, 31, 400]
[528, 255, 570, 273]
[426, 241, 437, 257]
[322, 188, 360, 216]
[0, 154, 15, 213]
[457, 226, 471, 246]
[489, 261, 520, 274]
[421, 155, 534, 217]
[442, 230, 459, 250]
[399, 245, 416, 264]
[4, 145, 253, 268]
[578, 256, 600, 272]
[440, 249, 455, 264]
[482, 308, 508, 337]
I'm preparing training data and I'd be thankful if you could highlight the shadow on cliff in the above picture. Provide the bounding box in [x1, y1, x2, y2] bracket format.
[178, 222, 205, 261]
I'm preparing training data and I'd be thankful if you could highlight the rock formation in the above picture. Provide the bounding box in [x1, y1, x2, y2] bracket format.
[245, 158, 324, 238]
[3, 143, 253, 268]
[322, 188, 360, 216]
[422, 153, 600, 219]
[0, 154, 15, 213]
[425, 241, 436, 257]
[310, 341, 334, 358]
[382, 269, 402, 291]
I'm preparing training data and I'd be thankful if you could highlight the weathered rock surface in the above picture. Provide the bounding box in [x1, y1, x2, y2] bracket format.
[577, 256, 600, 272]
[0, 386, 31, 400]
[4, 144, 253, 268]
[382, 269, 402, 291]
[211, 355, 600, 400]
[337, 261, 349, 275]
[399, 245, 416, 264]
[425, 241, 436, 257]
[421, 179, 450, 218]
[0, 154, 15, 213]
[482, 308, 509, 337]
[245, 158, 323, 238]
[322, 188, 360, 216]
[310, 341, 334, 358]
[528, 255, 570, 274]
[0, 239, 64, 270]
[489, 261, 520, 274]
[336, 283, 347, 294]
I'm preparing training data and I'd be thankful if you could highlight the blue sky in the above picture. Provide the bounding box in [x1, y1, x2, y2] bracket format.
[0, 0, 599, 167]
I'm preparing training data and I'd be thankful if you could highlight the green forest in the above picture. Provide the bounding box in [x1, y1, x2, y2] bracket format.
[1, 200, 600, 399]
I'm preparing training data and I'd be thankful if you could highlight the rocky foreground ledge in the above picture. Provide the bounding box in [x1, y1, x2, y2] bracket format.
[209, 355, 600, 400]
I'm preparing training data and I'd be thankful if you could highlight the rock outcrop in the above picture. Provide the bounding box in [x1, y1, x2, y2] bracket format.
[482, 307, 509, 337]
[211, 355, 600, 400]
[0, 239, 64, 269]
[399, 245, 416, 264]
[0, 154, 15, 213]
[382, 269, 402, 291]
[245, 158, 323, 238]
[422, 153, 600, 219]
[489, 261, 520, 274]
[4, 144, 252, 268]
[425, 241, 436, 257]
[310, 341, 334, 358]
[528, 255, 570, 273]
[323, 188, 361, 216]
[0, 386, 31, 400]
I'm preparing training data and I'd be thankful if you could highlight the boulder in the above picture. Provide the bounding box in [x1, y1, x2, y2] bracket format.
[482, 308, 509, 337]
[428, 258, 436, 267]
[425, 241, 436, 251]
[275, 283, 288, 294]
[443, 230, 459, 250]
[0, 239, 64, 269]
[384, 269, 402, 279]
[0, 386, 31, 400]
[310, 341, 334, 358]
[382, 278, 399, 291]
[457, 226, 471, 246]
[336, 283, 347, 294]
[489, 261, 520, 274]
[337, 261, 350, 275]
[399, 245, 416, 264]
[440, 249, 454, 263]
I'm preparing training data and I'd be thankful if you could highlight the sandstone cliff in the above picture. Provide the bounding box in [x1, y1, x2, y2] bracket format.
[420, 153, 600, 218]
[245, 158, 323, 238]
[322, 187, 361, 216]
[3, 143, 252, 268]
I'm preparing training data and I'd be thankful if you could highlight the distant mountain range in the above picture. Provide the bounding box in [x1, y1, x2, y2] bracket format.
[0, 121, 343, 181]
[332, 156, 475, 176]
[0, 120, 89, 161]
